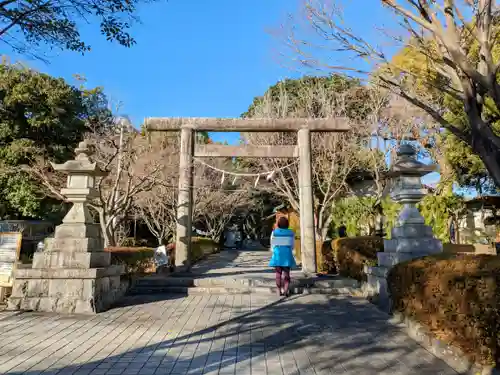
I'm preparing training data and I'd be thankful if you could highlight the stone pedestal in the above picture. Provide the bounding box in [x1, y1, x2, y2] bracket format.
[8, 141, 126, 314]
[364, 144, 442, 311]
[365, 206, 442, 310]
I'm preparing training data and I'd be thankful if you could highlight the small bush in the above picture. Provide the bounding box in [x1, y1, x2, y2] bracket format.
[332, 236, 384, 281]
[320, 240, 337, 274]
[316, 240, 332, 273]
[106, 237, 218, 275]
[388, 253, 500, 366]
[191, 237, 219, 262]
[105, 247, 155, 275]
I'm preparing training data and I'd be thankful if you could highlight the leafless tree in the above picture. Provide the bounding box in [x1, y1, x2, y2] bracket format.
[29, 125, 170, 247]
[135, 186, 177, 246]
[243, 80, 366, 240]
[191, 155, 251, 242]
[134, 133, 252, 245]
[284, 0, 500, 186]
[195, 188, 247, 243]
[134, 134, 179, 246]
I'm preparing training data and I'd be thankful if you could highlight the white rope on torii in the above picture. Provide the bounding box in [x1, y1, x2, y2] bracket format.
[192, 157, 298, 187]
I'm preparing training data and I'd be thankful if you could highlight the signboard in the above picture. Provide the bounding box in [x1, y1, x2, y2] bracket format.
[0, 232, 22, 287]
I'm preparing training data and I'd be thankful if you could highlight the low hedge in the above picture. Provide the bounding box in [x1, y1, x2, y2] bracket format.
[320, 240, 337, 274]
[191, 237, 219, 262]
[105, 247, 155, 275]
[388, 253, 500, 366]
[317, 240, 331, 273]
[106, 238, 219, 275]
[332, 236, 384, 281]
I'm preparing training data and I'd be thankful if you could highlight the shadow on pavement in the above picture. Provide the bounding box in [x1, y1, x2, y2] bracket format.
[2, 294, 459, 375]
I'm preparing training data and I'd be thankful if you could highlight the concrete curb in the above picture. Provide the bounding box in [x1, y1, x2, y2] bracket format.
[388, 312, 498, 375]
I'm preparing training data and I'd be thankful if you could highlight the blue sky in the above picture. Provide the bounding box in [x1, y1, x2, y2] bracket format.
[2, 0, 440, 185]
[3, 0, 398, 145]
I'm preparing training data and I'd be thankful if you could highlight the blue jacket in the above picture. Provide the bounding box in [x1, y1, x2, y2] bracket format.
[269, 228, 297, 268]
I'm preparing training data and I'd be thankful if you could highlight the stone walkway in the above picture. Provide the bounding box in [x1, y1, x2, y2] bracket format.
[0, 249, 458, 375]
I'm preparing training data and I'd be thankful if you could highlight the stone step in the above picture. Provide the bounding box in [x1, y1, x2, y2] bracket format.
[128, 285, 358, 296]
[134, 276, 359, 289]
[129, 276, 360, 296]
[134, 277, 312, 288]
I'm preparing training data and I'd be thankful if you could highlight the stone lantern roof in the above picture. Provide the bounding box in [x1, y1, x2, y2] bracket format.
[51, 140, 108, 176]
[387, 144, 435, 178]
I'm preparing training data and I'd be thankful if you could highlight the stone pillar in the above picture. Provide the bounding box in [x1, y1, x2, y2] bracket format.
[7, 141, 125, 314]
[175, 127, 194, 270]
[365, 144, 442, 311]
[298, 128, 317, 275]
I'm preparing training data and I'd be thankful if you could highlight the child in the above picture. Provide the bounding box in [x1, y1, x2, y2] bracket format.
[269, 216, 296, 297]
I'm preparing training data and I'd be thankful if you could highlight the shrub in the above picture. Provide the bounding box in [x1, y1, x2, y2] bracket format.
[315, 240, 337, 273]
[321, 240, 337, 274]
[388, 253, 500, 366]
[332, 236, 384, 281]
[191, 237, 219, 262]
[106, 237, 219, 275]
[105, 247, 155, 275]
[316, 240, 326, 273]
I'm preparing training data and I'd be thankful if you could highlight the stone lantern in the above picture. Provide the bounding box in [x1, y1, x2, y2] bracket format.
[53, 140, 107, 229]
[364, 144, 442, 310]
[8, 141, 126, 314]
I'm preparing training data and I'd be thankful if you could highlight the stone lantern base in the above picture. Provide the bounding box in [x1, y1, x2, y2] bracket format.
[7, 223, 127, 314]
[363, 206, 442, 312]
[7, 266, 125, 314]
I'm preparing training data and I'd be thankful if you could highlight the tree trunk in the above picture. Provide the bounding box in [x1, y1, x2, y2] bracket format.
[318, 214, 333, 241]
[470, 121, 500, 188]
[454, 218, 460, 244]
[98, 210, 113, 248]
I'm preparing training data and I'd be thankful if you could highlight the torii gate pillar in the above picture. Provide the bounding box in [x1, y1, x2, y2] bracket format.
[176, 127, 194, 270]
[297, 128, 316, 275]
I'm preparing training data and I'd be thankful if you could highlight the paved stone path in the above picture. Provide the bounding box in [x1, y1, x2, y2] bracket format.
[168, 248, 306, 285]
[0, 249, 458, 375]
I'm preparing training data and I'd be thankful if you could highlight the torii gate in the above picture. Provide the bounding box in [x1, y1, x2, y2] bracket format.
[145, 118, 350, 275]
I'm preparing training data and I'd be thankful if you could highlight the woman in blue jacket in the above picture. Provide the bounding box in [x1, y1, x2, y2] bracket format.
[269, 216, 296, 297]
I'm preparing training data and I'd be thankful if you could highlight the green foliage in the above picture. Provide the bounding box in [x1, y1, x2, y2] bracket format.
[381, 198, 402, 239]
[388, 28, 500, 190]
[0, 63, 110, 219]
[331, 197, 376, 236]
[443, 133, 497, 192]
[418, 194, 466, 242]
[331, 196, 400, 238]
[0, 0, 156, 55]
